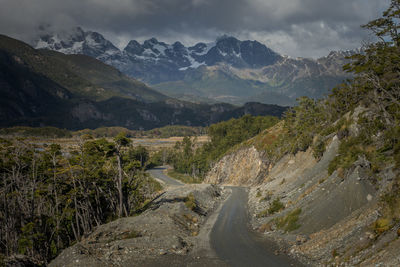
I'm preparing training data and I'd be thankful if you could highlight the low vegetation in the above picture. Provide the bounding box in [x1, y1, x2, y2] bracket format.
[275, 208, 302, 232]
[0, 126, 72, 138]
[167, 169, 201, 184]
[268, 198, 285, 214]
[372, 183, 400, 235]
[258, 198, 285, 217]
[373, 218, 391, 234]
[184, 193, 197, 211]
[145, 125, 206, 138]
[0, 125, 206, 139]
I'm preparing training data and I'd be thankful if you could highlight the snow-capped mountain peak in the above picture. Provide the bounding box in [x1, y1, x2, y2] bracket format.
[34, 27, 283, 79]
[35, 27, 120, 60]
[33, 26, 356, 86]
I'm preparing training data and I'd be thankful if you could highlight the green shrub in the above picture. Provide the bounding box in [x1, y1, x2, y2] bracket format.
[276, 208, 302, 232]
[268, 198, 285, 215]
[373, 218, 391, 234]
[121, 230, 141, 240]
[185, 193, 197, 211]
[257, 209, 269, 217]
[260, 191, 273, 202]
[328, 136, 364, 175]
[312, 137, 326, 160]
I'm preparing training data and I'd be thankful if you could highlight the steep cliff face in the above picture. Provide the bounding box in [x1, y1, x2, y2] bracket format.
[204, 146, 268, 186]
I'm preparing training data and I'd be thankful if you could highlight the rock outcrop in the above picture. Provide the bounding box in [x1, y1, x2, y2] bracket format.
[205, 146, 268, 186]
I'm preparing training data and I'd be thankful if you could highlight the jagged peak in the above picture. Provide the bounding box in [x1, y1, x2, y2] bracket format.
[144, 37, 160, 45]
[125, 39, 141, 48]
[323, 48, 363, 59]
[216, 34, 238, 42]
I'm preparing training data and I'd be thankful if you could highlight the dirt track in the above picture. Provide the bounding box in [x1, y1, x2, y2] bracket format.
[148, 168, 301, 266]
[148, 166, 183, 186]
[211, 187, 301, 267]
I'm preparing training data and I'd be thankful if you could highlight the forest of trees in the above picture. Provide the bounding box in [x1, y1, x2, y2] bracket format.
[0, 133, 159, 265]
[161, 115, 279, 178]
[0, 125, 206, 139]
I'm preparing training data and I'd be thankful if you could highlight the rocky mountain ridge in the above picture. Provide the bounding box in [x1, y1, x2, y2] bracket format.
[34, 27, 356, 106]
[0, 34, 287, 130]
[35, 29, 282, 81]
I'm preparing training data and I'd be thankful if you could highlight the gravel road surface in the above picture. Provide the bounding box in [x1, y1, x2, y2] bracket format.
[211, 187, 301, 267]
[148, 166, 183, 186]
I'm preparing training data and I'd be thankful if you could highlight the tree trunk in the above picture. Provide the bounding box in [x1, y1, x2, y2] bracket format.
[117, 153, 124, 217]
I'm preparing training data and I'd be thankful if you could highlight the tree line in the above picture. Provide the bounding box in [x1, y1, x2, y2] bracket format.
[157, 115, 279, 178]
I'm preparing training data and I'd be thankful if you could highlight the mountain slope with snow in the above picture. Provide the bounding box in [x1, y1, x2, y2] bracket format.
[0, 34, 287, 130]
[34, 27, 356, 106]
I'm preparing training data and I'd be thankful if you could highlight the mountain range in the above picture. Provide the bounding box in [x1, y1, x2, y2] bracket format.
[0, 34, 286, 130]
[34, 27, 357, 106]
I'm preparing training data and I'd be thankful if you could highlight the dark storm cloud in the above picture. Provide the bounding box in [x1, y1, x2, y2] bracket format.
[0, 0, 390, 57]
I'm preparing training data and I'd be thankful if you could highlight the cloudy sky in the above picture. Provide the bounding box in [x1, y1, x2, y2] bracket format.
[0, 0, 390, 58]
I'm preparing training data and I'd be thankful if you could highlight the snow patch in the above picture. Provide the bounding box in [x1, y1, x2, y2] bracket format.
[152, 43, 169, 56]
[85, 34, 98, 46]
[192, 42, 215, 56]
[143, 48, 158, 58]
[72, 41, 84, 51]
[179, 55, 206, 71]
[35, 39, 50, 49]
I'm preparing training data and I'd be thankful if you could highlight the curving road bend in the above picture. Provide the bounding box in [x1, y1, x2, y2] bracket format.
[147, 166, 183, 186]
[211, 187, 301, 267]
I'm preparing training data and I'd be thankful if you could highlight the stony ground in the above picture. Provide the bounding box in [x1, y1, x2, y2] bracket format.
[246, 137, 400, 266]
[204, 111, 400, 267]
[49, 184, 229, 267]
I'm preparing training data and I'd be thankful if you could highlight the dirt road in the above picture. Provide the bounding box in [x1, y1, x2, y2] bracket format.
[211, 187, 301, 267]
[148, 168, 300, 266]
[148, 166, 183, 186]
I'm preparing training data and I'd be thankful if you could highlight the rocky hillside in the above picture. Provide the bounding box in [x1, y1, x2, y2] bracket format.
[204, 8, 400, 262]
[34, 27, 354, 106]
[206, 105, 400, 266]
[0, 34, 287, 130]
